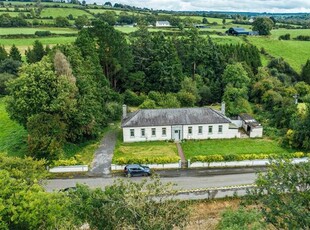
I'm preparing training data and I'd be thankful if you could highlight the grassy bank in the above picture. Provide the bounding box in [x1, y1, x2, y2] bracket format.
[0, 97, 27, 157]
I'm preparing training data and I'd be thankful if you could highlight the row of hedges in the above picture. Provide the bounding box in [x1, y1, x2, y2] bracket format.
[51, 154, 84, 167]
[113, 156, 180, 165]
[190, 152, 309, 163]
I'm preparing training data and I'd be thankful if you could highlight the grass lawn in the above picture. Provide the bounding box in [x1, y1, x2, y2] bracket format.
[114, 136, 179, 164]
[247, 36, 310, 73]
[0, 97, 27, 157]
[0, 27, 78, 35]
[182, 138, 292, 159]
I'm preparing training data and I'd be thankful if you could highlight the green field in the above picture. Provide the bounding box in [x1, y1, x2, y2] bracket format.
[1, 36, 76, 53]
[0, 97, 27, 157]
[115, 26, 138, 33]
[248, 36, 310, 72]
[270, 29, 310, 39]
[0, 11, 21, 17]
[209, 35, 244, 45]
[0, 27, 78, 35]
[40, 7, 92, 18]
[181, 138, 292, 159]
[88, 8, 140, 16]
[1, 1, 73, 6]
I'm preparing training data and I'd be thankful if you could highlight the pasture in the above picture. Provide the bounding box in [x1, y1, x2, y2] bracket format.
[1, 36, 76, 54]
[40, 7, 92, 18]
[0, 27, 78, 35]
[248, 36, 310, 72]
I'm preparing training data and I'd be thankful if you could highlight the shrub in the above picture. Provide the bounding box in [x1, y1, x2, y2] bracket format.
[123, 89, 146, 106]
[279, 33, 290, 40]
[35, 31, 52, 37]
[114, 156, 180, 165]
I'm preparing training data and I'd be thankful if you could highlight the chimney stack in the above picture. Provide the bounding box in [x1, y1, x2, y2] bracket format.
[221, 101, 225, 115]
[122, 104, 127, 119]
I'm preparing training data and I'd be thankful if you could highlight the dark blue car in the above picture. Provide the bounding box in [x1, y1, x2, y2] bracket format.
[124, 164, 151, 177]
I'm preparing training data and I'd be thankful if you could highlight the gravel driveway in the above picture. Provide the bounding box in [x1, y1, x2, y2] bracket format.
[89, 131, 117, 177]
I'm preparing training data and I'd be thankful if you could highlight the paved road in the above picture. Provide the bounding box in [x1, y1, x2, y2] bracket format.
[45, 171, 258, 192]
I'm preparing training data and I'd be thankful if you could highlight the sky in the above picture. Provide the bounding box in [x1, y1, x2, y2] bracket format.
[88, 0, 310, 13]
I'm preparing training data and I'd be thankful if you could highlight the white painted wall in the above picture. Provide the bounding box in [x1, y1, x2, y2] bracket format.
[183, 123, 239, 140]
[250, 127, 263, 138]
[123, 126, 172, 142]
[123, 123, 240, 142]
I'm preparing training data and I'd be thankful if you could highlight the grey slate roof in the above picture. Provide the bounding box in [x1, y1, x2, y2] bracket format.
[122, 107, 231, 128]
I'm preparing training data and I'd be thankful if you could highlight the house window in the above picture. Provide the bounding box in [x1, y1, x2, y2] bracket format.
[152, 128, 156, 136]
[141, 128, 145, 137]
[162, 128, 166, 136]
[218, 125, 223, 134]
[208, 126, 213, 134]
[198, 126, 203, 134]
[188, 126, 192, 135]
[130, 129, 135, 138]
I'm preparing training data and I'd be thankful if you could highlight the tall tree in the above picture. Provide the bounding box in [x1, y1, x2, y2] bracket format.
[0, 45, 8, 62]
[69, 177, 189, 229]
[301, 59, 310, 84]
[25, 40, 45, 63]
[252, 17, 274, 35]
[248, 159, 310, 229]
[91, 20, 132, 90]
[9, 44, 22, 62]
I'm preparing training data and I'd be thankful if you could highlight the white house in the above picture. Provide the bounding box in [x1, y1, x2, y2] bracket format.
[238, 113, 263, 138]
[121, 105, 241, 143]
[155, 21, 171, 27]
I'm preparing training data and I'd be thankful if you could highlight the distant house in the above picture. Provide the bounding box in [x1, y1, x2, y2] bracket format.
[238, 114, 263, 138]
[155, 21, 171, 27]
[226, 27, 258, 36]
[121, 105, 241, 143]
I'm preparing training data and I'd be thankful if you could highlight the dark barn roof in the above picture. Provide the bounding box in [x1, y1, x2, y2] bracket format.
[122, 107, 231, 128]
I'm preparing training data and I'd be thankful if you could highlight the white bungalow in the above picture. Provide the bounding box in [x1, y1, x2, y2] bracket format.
[121, 105, 241, 143]
[155, 21, 171, 27]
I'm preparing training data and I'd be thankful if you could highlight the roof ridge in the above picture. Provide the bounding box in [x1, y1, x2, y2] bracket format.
[210, 108, 231, 123]
[122, 110, 140, 127]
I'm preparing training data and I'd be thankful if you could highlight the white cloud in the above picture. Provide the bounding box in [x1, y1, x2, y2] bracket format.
[88, 0, 310, 13]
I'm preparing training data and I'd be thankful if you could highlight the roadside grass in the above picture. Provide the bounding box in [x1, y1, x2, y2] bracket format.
[0, 27, 78, 35]
[181, 138, 293, 159]
[40, 8, 92, 18]
[113, 133, 179, 164]
[247, 36, 310, 73]
[0, 97, 27, 157]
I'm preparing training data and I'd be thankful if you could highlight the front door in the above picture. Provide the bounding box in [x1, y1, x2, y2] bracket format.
[173, 129, 181, 141]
